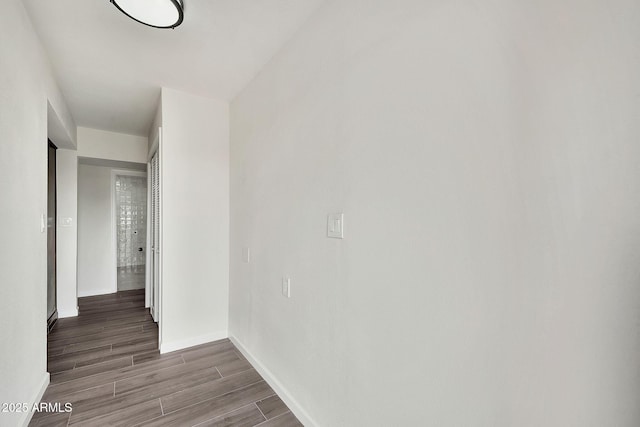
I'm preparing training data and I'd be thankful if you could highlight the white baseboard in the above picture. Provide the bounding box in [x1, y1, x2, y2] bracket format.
[229, 335, 317, 427]
[21, 372, 50, 427]
[77, 289, 116, 298]
[160, 331, 228, 354]
[57, 308, 78, 318]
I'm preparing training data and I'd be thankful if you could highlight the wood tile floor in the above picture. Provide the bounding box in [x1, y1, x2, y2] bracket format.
[31, 289, 302, 427]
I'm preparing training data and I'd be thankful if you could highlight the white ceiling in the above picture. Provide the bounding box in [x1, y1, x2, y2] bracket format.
[23, 0, 325, 136]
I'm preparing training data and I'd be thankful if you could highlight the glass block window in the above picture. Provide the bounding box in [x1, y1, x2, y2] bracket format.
[116, 175, 147, 267]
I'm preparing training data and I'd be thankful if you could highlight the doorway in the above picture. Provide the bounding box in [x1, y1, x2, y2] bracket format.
[114, 172, 148, 291]
[47, 141, 57, 332]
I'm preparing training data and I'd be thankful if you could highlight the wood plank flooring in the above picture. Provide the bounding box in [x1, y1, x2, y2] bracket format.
[31, 290, 302, 427]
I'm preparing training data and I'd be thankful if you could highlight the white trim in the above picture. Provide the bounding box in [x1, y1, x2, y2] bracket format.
[110, 169, 148, 295]
[145, 161, 152, 309]
[147, 127, 163, 351]
[148, 131, 160, 162]
[20, 372, 50, 427]
[157, 127, 163, 350]
[57, 308, 78, 318]
[145, 128, 160, 310]
[160, 331, 228, 354]
[229, 335, 318, 427]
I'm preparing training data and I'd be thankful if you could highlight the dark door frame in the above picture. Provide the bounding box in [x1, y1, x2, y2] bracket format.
[47, 140, 58, 333]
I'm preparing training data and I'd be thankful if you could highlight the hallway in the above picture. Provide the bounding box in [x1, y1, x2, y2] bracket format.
[33, 290, 300, 426]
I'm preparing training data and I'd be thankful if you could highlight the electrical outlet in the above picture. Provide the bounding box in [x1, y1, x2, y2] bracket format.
[282, 277, 291, 298]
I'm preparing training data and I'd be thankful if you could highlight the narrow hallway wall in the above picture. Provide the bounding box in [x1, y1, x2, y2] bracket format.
[0, 1, 76, 425]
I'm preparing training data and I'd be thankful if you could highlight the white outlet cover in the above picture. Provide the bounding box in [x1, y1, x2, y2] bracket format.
[327, 213, 344, 239]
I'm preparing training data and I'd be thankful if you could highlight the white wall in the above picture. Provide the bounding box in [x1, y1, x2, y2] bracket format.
[56, 149, 78, 317]
[0, 1, 76, 426]
[77, 164, 114, 297]
[159, 88, 229, 352]
[148, 102, 162, 155]
[78, 127, 148, 164]
[229, 1, 640, 426]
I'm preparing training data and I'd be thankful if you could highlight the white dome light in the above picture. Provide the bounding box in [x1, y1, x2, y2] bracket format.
[110, 0, 184, 29]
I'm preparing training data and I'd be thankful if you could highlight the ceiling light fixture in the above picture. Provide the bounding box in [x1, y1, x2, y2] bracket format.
[110, 0, 184, 29]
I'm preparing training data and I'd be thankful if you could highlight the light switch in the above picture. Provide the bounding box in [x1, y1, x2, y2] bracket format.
[327, 213, 344, 239]
[282, 277, 291, 298]
[59, 217, 73, 227]
[242, 247, 251, 263]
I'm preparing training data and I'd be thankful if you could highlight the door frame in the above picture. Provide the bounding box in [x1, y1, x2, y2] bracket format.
[110, 169, 148, 294]
[47, 140, 58, 333]
[147, 127, 162, 347]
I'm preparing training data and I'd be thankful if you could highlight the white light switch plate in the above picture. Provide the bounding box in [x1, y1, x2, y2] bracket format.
[327, 213, 344, 239]
[242, 247, 250, 263]
[282, 277, 291, 298]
